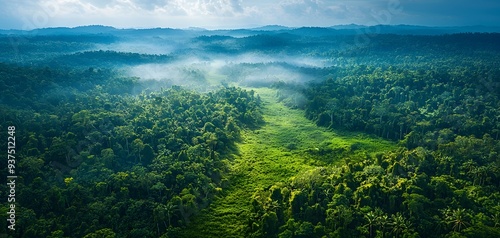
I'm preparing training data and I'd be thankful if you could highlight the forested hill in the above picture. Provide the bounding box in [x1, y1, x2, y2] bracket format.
[2, 27, 500, 66]
[0, 63, 263, 237]
[1, 24, 499, 36]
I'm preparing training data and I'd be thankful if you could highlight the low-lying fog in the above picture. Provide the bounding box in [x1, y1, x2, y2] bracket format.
[124, 53, 332, 90]
[86, 34, 338, 92]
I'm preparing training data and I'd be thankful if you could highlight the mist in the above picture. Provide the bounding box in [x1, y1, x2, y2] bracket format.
[124, 50, 332, 91]
[56, 30, 344, 95]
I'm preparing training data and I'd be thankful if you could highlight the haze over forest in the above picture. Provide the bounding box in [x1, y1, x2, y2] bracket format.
[1, 1, 500, 238]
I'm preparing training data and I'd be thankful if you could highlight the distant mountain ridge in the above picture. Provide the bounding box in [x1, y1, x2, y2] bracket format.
[1, 24, 499, 37]
[249, 25, 292, 31]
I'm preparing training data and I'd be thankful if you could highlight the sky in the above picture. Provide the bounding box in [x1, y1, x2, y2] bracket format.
[0, 0, 499, 30]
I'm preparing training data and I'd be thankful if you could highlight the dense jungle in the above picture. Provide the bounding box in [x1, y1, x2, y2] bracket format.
[0, 25, 499, 238]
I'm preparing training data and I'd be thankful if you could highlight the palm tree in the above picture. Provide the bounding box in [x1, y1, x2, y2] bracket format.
[165, 202, 178, 228]
[443, 208, 470, 232]
[491, 213, 500, 228]
[268, 200, 281, 213]
[363, 211, 378, 238]
[390, 213, 410, 238]
[337, 205, 354, 230]
[374, 208, 389, 237]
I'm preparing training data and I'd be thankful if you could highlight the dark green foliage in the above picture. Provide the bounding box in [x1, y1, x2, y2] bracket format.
[247, 33, 500, 238]
[248, 143, 499, 237]
[50, 50, 173, 67]
[274, 62, 500, 143]
[0, 65, 262, 237]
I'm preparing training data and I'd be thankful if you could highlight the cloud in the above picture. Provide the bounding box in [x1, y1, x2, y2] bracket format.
[168, 0, 245, 17]
[397, 0, 500, 26]
[52, 0, 247, 17]
[272, 0, 404, 26]
[0, 0, 499, 29]
[1, 0, 250, 29]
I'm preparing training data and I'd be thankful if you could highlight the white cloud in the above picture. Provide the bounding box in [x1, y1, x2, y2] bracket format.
[165, 0, 245, 17]
[287, 0, 403, 25]
[0, 0, 498, 29]
[0, 0, 394, 29]
[21, 0, 250, 28]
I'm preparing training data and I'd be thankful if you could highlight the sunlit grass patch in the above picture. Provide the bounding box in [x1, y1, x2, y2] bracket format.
[180, 86, 396, 237]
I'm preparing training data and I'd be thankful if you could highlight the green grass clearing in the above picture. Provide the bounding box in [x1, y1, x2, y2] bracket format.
[179, 87, 396, 238]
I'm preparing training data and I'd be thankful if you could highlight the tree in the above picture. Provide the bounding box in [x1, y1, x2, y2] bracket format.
[375, 210, 390, 238]
[295, 221, 314, 238]
[262, 212, 279, 237]
[101, 148, 116, 168]
[114, 125, 134, 156]
[363, 210, 378, 238]
[82, 228, 116, 238]
[131, 138, 145, 162]
[403, 193, 430, 219]
[165, 202, 178, 228]
[390, 213, 410, 238]
[443, 208, 471, 233]
[153, 204, 167, 235]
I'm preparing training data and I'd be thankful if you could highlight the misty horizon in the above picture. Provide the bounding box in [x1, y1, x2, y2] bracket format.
[2, 23, 500, 31]
[2, 0, 500, 30]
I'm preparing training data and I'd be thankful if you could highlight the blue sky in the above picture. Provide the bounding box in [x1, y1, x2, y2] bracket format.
[1, 0, 499, 30]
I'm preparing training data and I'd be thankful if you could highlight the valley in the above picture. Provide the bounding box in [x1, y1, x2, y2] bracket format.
[0, 26, 499, 238]
[181, 87, 396, 238]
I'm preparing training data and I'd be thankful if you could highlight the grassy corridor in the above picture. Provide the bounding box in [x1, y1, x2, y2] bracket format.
[179, 87, 396, 238]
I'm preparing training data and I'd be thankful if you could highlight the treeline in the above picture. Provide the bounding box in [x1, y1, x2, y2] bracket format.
[50, 50, 173, 68]
[191, 33, 500, 59]
[276, 63, 500, 146]
[0, 63, 125, 110]
[0, 34, 112, 64]
[0, 65, 263, 237]
[0, 35, 171, 67]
